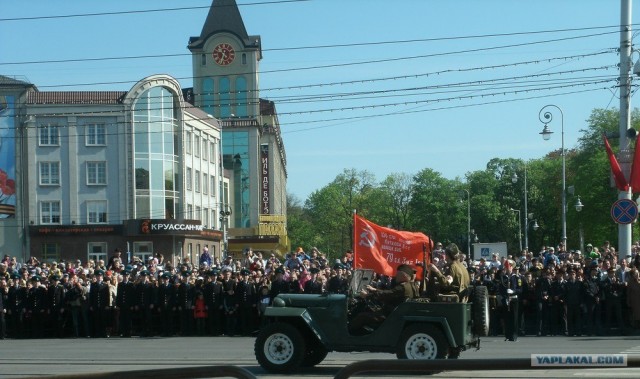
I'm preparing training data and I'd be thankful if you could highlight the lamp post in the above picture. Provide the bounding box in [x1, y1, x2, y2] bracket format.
[219, 206, 232, 259]
[510, 208, 523, 253]
[575, 196, 584, 253]
[538, 104, 566, 248]
[462, 189, 471, 259]
[511, 161, 529, 252]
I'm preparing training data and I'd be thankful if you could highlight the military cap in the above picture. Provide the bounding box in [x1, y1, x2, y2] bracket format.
[161, 272, 171, 279]
[274, 267, 285, 274]
[94, 269, 104, 276]
[139, 270, 150, 276]
[211, 268, 221, 276]
[240, 269, 250, 276]
[181, 270, 192, 277]
[11, 272, 21, 279]
[30, 275, 41, 282]
[309, 267, 320, 274]
[333, 263, 344, 270]
[50, 274, 61, 281]
[397, 264, 416, 276]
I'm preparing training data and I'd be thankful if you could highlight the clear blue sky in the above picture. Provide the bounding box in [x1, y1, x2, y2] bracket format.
[1, 0, 635, 200]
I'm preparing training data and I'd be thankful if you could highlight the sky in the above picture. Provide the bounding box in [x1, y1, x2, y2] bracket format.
[1, 0, 637, 200]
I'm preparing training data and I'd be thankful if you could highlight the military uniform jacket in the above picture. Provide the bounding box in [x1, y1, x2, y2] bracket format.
[203, 280, 223, 309]
[563, 280, 583, 306]
[7, 285, 26, 312]
[269, 279, 289, 300]
[550, 279, 566, 303]
[304, 279, 323, 294]
[602, 277, 624, 301]
[176, 282, 193, 309]
[223, 279, 239, 312]
[27, 286, 47, 312]
[374, 281, 418, 315]
[90, 282, 110, 309]
[116, 281, 136, 308]
[47, 284, 65, 311]
[235, 280, 256, 307]
[156, 283, 175, 309]
[327, 276, 348, 294]
[535, 277, 553, 303]
[136, 282, 155, 308]
[583, 278, 601, 303]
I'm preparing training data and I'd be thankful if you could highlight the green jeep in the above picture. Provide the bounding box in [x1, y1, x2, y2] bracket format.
[254, 280, 489, 373]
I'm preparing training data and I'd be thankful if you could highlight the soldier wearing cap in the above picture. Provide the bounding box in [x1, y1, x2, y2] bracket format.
[156, 271, 175, 337]
[235, 269, 257, 335]
[429, 243, 471, 302]
[203, 269, 223, 336]
[47, 274, 66, 338]
[89, 270, 110, 337]
[135, 270, 155, 337]
[176, 270, 193, 336]
[304, 267, 324, 294]
[0, 276, 7, 339]
[116, 268, 136, 337]
[563, 268, 582, 336]
[269, 266, 289, 303]
[221, 267, 238, 335]
[7, 272, 27, 338]
[349, 264, 419, 335]
[26, 276, 47, 338]
[327, 263, 349, 294]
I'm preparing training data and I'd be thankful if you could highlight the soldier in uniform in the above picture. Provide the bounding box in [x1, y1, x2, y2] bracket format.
[89, 270, 110, 338]
[602, 267, 625, 333]
[0, 276, 7, 339]
[563, 268, 583, 336]
[304, 268, 324, 294]
[203, 269, 223, 336]
[221, 268, 238, 336]
[156, 271, 176, 336]
[235, 269, 257, 336]
[6, 273, 26, 338]
[46, 274, 66, 338]
[116, 268, 136, 337]
[176, 271, 193, 336]
[26, 276, 47, 338]
[327, 264, 349, 294]
[583, 266, 603, 336]
[135, 270, 155, 337]
[496, 261, 520, 341]
[269, 267, 289, 303]
[550, 269, 567, 336]
[535, 268, 553, 336]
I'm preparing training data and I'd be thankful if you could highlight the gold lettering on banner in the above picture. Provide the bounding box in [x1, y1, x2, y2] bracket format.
[261, 146, 270, 214]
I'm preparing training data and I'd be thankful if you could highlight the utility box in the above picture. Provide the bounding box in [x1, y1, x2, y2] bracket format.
[473, 242, 508, 261]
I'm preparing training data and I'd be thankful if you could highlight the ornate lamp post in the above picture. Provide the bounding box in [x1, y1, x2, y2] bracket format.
[510, 208, 523, 252]
[511, 161, 529, 251]
[219, 206, 232, 259]
[538, 104, 566, 248]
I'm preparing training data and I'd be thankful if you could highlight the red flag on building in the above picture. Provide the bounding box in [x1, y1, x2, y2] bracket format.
[603, 133, 629, 191]
[353, 214, 431, 279]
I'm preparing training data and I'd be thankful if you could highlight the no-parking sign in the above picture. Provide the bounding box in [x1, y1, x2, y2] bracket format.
[611, 199, 638, 224]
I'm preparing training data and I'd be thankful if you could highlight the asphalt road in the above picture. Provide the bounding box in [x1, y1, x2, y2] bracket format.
[1, 335, 639, 378]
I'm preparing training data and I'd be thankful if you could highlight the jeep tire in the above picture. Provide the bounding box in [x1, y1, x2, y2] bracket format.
[302, 340, 328, 367]
[396, 324, 448, 359]
[472, 285, 490, 337]
[255, 322, 306, 373]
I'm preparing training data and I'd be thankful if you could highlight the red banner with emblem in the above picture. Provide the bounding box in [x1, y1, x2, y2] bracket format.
[353, 214, 432, 279]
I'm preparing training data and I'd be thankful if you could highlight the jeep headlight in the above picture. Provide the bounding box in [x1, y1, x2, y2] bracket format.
[273, 297, 286, 307]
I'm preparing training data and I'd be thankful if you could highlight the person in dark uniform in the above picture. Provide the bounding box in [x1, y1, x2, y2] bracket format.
[89, 270, 110, 338]
[550, 269, 567, 336]
[327, 264, 349, 294]
[496, 261, 519, 341]
[46, 274, 66, 338]
[535, 268, 553, 336]
[221, 268, 238, 336]
[176, 271, 193, 336]
[203, 269, 223, 336]
[304, 268, 324, 294]
[26, 276, 47, 338]
[429, 243, 471, 302]
[602, 267, 625, 333]
[583, 266, 603, 336]
[116, 268, 136, 337]
[235, 269, 257, 336]
[0, 276, 7, 339]
[156, 271, 175, 337]
[135, 270, 155, 337]
[66, 275, 86, 338]
[269, 267, 289, 303]
[349, 264, 419, 335]
[7, 273, 27, 339]
[563, 268, 583, 336]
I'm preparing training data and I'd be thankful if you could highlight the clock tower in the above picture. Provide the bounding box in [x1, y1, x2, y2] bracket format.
[188, 0, 262, 118]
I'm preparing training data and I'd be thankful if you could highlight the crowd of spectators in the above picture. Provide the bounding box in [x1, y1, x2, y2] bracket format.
[1, 240, 640, 340]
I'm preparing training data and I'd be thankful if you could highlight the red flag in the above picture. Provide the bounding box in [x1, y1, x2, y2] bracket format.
[353, 214, 431, 279]
[629, 140, 640, 192]
[603, 134, 628, 191]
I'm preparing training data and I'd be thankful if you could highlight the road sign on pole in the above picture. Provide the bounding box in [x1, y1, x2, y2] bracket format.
[611, 199, 638, 224]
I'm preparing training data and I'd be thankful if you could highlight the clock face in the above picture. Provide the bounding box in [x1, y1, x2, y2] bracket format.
[212, 43, 235, 66]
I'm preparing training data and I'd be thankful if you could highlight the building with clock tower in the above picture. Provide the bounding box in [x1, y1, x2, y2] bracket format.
[188, 0, 289, 256]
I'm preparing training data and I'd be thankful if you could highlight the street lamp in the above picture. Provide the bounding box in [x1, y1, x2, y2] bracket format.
[538, 104, 566, 248]
[510, 208, 523, 253]
[575, 196, 584, 253]
[219, 206, 232, 259]
[511, 161, 529, 251]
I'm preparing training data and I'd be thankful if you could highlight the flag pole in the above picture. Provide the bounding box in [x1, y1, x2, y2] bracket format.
[352, 209, 357, 268]
[420, 242, 427, 295]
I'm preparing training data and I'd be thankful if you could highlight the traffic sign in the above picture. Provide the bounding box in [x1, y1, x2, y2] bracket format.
[611, 199, 638, 224]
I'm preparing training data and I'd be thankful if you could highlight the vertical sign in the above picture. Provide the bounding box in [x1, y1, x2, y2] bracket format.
[0, 95, 16, 218]
[260, 143, 270, 214]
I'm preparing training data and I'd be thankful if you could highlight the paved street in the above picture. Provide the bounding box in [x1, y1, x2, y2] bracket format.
[0, 335, 639, 378]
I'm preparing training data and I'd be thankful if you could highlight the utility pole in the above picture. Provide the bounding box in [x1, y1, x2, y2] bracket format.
[619, 0, 633, 257]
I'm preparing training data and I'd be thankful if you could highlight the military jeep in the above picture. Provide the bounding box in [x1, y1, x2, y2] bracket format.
[254, 283, 489, 373]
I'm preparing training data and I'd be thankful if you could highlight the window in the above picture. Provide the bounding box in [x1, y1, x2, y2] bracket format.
[186, 167, 192, 191]
[87, 162, 107, 185]
[185, 131, 192, 154]
[194, 135, 200, 157]
[87, 200, 107, 223]
[42, 243, 60, 262]
[86, 124, 106, 145]
[132, 241, 153, 263]
[88, 242, 107, 264]
[202, 173, 208, 195]
[187, 204, 193, 219]
[39, 125, 60, 146]
[195, 170, 200, 192]
[209, 141, 216, 162]
[202, 140, 208, 161]
[211, 209, 217, 229]
[210, 175, 216, 197]
[201, 53, 206, 66]
[40, 201, 61, 224]
[203, 207, 209, 227]
[195, 206, 201, 221]
[242, 53, 247, 65]
[39, 162, 60, 185]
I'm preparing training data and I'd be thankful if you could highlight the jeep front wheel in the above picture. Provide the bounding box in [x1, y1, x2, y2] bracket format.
[255, 322, 306, 373]
[396, 324, 448, 360]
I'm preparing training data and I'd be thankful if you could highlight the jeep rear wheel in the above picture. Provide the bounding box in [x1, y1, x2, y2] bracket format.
[473, 285, 490, 337]
[396, 324, 448, 360]
[255, 322, 306, 373]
